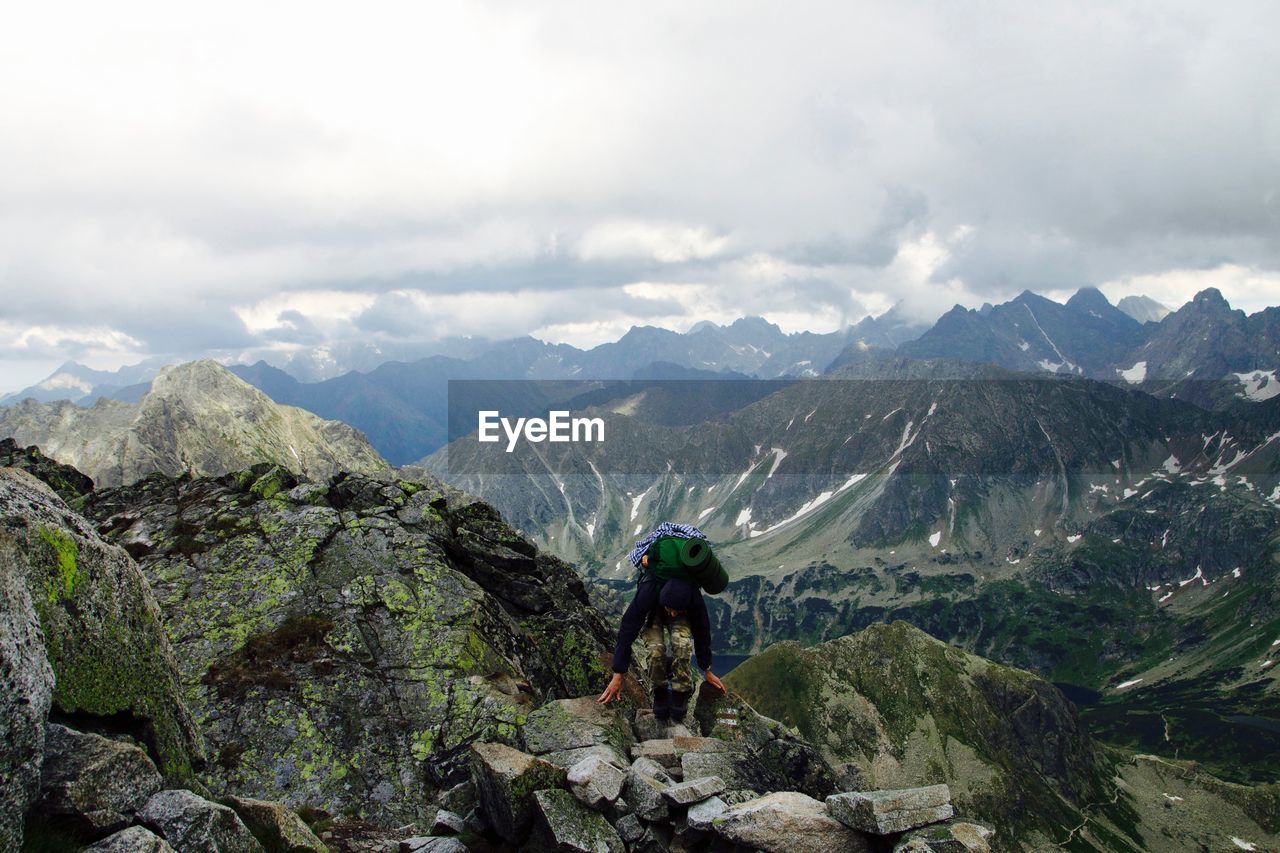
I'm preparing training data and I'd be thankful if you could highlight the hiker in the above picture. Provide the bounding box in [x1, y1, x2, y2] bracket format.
[597, 523, 725, 722]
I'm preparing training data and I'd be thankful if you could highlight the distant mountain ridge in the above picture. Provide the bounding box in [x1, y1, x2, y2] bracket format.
[0, 360, 387, 486]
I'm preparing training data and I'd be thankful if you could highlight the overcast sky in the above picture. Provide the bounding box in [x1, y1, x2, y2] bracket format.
[2, 1, 1279, 392]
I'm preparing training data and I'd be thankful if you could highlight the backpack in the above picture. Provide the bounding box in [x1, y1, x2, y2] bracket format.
[643, 535, 729, 595]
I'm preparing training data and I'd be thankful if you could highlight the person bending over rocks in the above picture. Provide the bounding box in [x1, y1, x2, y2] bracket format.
[597, 522, 725, 721]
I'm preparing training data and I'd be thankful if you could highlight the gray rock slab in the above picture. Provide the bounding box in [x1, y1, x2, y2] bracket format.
[686, 795, 728, 831]
[530, 789, 625, 853]
[84, 826, 177, 852]
[616, 813, 645, 844]
[567, 754, 626, 807]
[223, 795, 326, 853]
[522, 697, 633, 755]
[712, 791, 869, 853]
[623, 765, 671, 822]
[429, 808, 466, 835]
[140, 789, 263, 853]
[469, 742, 566, 844]
[38, 724, 163, 835]
[827, 785, 954, 835]
[662, 775, 726, 805]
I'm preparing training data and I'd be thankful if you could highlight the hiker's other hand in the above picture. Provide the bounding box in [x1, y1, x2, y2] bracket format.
[597, 673, 624, 704]
[704, 671, 726, 693]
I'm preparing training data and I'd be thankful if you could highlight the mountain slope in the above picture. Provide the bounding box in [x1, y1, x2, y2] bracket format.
[728, 621, 1280, 851]
[0, 360, 388, 486]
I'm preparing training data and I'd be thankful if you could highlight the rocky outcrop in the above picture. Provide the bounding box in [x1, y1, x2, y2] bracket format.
[0, 467, 204, 783]
[0, 359, 388, 487]
[37, 724, 163, 836]
[80, 464, 618, 825]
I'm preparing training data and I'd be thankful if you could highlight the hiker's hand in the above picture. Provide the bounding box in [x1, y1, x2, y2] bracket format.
[597, 673, 624, 704]
[704, 671, 726, 693]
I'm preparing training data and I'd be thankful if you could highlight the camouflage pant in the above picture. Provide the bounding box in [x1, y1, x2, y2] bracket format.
[640, 616, 694, 694]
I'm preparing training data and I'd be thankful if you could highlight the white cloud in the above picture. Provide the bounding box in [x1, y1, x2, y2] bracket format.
[577, 222, 730, 263]
[1099, 265, 1280, 316]
[1, 0, 1278, 371]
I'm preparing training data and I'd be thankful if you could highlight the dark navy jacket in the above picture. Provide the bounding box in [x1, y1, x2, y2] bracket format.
[611, 575, 713, 674]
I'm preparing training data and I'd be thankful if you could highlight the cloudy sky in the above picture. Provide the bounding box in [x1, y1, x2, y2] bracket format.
[2, 1, 1278, 391]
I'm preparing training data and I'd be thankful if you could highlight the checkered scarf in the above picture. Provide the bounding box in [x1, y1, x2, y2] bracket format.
[627, 521, 708, 567]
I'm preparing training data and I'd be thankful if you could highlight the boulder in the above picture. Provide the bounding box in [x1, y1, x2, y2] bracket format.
[469, 741, 566, 843]
[686, 795, 728, 831]
[567, 754, 627, 807]
[528, 789, 625, 853]
[37, 724, 163, 836]
[83, 826, 177, 852]
[663, 776, 726, 805]
[894, 820, 995, 852]
[522, 696, 634, 756]
[224, 795, 327, 852]
[0, 535, 55, 851]
[712, 791, 869, 853]
[623, 760, 672, 822]
[429, 808, 466, 835]
[0, 469, 204, 783]
[616, 813, 645, 844]
[139, 789, 263, 853]
[826, 785, 954, 835]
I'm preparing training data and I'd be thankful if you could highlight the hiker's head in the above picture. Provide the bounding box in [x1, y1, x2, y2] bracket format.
[660, 578, 695, 616]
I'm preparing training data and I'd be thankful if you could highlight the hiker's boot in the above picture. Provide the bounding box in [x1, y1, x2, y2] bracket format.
[669, 689, 692, 723]
[652, 686, 671, 722]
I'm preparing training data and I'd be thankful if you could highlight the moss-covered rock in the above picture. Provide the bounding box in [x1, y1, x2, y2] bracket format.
[0, 469, 204, 784]
[80, 467, 615, 827]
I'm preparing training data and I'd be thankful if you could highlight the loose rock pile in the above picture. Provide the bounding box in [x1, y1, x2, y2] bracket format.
[419, 695, 994, 853]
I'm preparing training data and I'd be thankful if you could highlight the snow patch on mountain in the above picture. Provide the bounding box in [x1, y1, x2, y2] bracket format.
[1234, 370, 1279, 402]
[1117, 361, 1148, 383]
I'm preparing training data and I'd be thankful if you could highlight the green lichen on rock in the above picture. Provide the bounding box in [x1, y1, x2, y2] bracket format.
[37, 525, 83, 604]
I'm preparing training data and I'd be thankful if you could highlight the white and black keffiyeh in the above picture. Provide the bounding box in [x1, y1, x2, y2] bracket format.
[627, 521, 707, 567]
